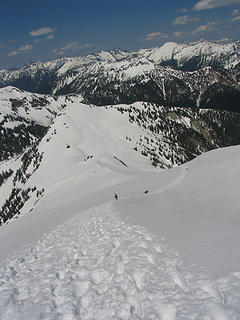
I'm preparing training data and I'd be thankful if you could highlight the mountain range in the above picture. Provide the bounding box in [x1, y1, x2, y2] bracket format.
[1, 39, 240, 111]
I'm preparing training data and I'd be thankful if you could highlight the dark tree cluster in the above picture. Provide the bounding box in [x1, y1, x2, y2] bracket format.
[118, 102, 240, 168]
[0, 117, 47, 161]
[0, 169, 13, 187]
[0, 185, 45, 225]
[0, 187, 31, 225]
[13, 144, 44, 186]
[0, 137, 45, 225]
[199, 109, 240, 147]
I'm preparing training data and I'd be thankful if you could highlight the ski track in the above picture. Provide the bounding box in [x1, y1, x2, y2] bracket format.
[0, 203, 239, 320]
[119, 165, 188, 201]
[152, 165, 188, 195]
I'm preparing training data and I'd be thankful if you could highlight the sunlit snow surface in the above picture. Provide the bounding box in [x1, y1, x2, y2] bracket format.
[1, 203, 239, 320]
[0, 91, 240, 318]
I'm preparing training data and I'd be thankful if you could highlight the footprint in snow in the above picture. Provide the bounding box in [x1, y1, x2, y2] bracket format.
[170, 269, 189, 291]
[154, 303, 177, 320]
[74, 280, 90, 297]
[90, 269, 108, 285]
[198, 280, 223, 303]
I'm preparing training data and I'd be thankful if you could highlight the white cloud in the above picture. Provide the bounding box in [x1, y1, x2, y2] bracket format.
[231, 9, 240, 20]
[177, 8, 189, 13]
[29, 27, 57, 37]
[53, 42, 92, 55]
[54, 42, 79, 55]
[173, 31, 184, 37]
[231, 15, 240, 21]
[62, 42, 79, 50]
[142, 32, 168, 41]
[34, 34, 55, 43]
[8, 44, 33, 56]
[232, 9, 240, 15]
[194, 24, 211, 33]
[172, 15, 200, 25]
[192, 21, 216, 33]
[193, 0, 240, 11]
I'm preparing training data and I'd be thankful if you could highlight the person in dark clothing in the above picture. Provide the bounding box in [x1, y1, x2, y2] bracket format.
[114, 193, 118, 200]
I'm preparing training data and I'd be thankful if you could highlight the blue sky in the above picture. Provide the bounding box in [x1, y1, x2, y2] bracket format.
[0, 0, 240, 69]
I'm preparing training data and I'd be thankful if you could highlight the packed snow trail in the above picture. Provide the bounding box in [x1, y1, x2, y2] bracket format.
[152, 165, 188, 194]
[117, 165, 188, 201]
[0, 203, 238, 320]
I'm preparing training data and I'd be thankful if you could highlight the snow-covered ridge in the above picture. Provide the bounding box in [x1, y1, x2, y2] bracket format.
[0, 39, 239, 83]
[144, 40, 240, 68]
[1, 40, 240, 111]
[0, 86, 61, 126]
[1, 39, 240, 76]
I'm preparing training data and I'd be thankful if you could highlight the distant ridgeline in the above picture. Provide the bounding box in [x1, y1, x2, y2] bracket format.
[1, 40, 240, 112]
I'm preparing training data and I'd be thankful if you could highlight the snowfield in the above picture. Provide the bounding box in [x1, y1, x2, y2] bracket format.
[0, 93, 240, 319]
[1, 203, 239, 320]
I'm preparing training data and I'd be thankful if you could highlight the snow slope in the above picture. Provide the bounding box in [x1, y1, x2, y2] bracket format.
[0, 100, 161, 258]
[0, 94, 240, 318]
[1, 203, 239, 320]
[1, 146, 240, 319]
[145, 40, 240, 68]
[117, 146, 240, 276]
[0, 86, 62, 126]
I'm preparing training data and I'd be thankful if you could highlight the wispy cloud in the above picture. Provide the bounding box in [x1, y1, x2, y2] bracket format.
[172, 15, 200, 25]
[193, 0, 240, 11]
[232, 9, 240, 15]
[231, 15, 240, 21]
[141, 32, 168, 42]
[231, 9, 240, 21]
[34, 33, 55, 43]
[177, 8, 189, 13]
[194, 24, 211, 33]
[192, 21, 217, 33]
[173, 31, 184, 37]
[53, 42, 92, 55]
[8, 44, 33, 56]
[29, 27, 57, 37]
